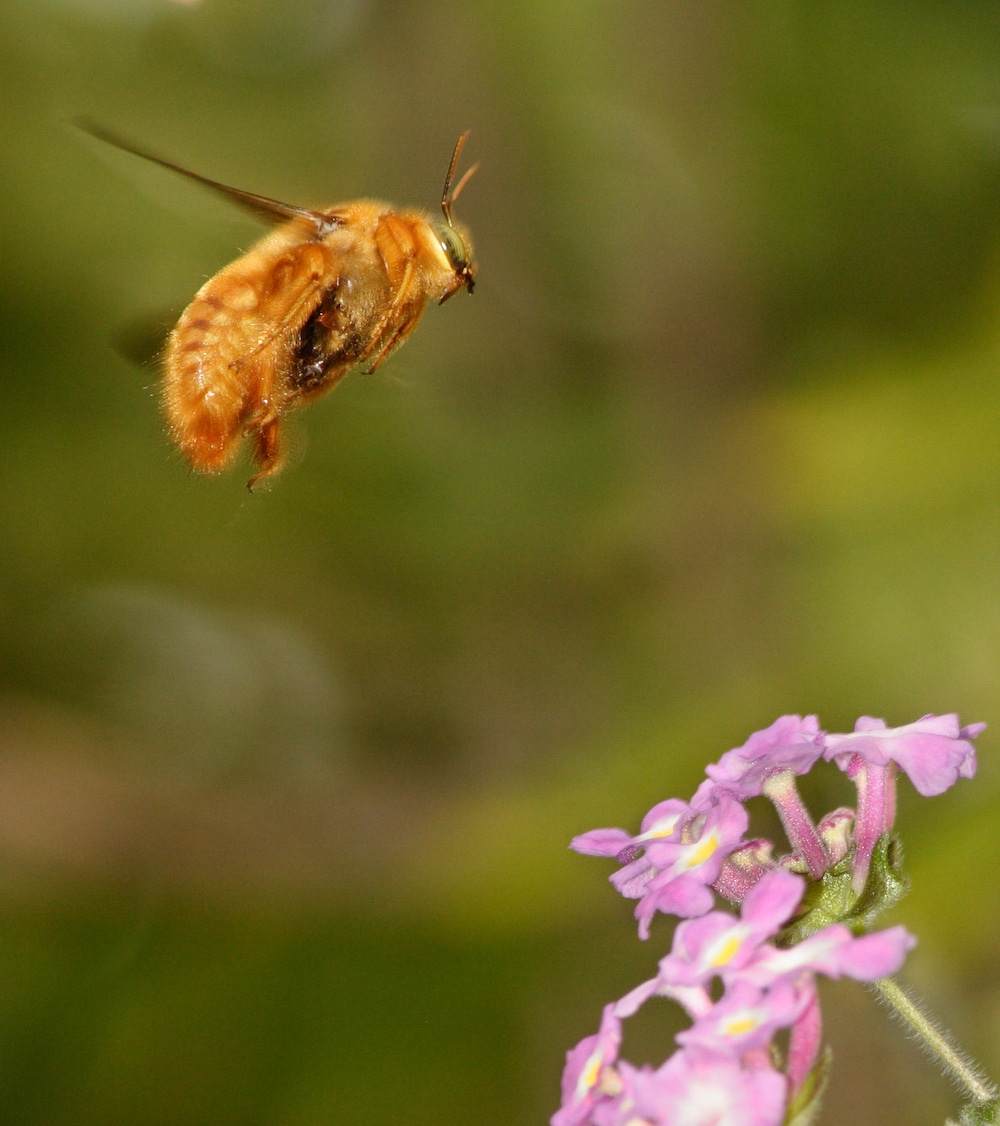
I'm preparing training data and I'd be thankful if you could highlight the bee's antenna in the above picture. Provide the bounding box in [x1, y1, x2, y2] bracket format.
[441, 131, 478, 227]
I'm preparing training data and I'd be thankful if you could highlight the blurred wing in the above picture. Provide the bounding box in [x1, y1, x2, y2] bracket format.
[114, 307, 178, 368]
[75, 118, 342, 235]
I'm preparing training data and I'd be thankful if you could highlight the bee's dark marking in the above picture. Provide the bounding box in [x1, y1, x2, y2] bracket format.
[291, 286, 344, 391]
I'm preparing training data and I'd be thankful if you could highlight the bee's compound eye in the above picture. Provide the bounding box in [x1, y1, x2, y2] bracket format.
[435, 223, 469, 273]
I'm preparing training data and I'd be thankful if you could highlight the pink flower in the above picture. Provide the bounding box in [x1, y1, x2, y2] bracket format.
[571, 800, 691, 861]
[556, 709, 975, 1126]
[704, 715, 824, 799]
[617, 1051, 787, 1126]
[631, 795, 750, 938]
[552, 1005, 623, 1126]
[571, 800, 694, 906]
[676, 979, 809, 1056]
[824, 714, 981, 796]
[657, 869, 806, 990]
[572, 794, 751, 939]
[741, 923, 916, 988]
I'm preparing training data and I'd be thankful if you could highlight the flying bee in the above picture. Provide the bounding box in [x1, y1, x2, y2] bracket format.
[79, 120, 478, 489]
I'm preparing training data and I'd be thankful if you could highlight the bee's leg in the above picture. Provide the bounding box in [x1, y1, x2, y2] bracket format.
[246, 416, 282, 491]
[364, 319, 412, 374]
[361, 262, 418, 374]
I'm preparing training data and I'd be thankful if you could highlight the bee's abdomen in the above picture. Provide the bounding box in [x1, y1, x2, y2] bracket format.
[163, 278, 261, 472]
[161, 223, 330, 475]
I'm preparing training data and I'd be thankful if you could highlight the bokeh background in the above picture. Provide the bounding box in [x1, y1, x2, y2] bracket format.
[2, 1, 1000, 1122]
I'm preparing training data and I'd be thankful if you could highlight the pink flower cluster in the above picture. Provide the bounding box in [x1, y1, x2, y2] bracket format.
[554, 713, 982, 1126]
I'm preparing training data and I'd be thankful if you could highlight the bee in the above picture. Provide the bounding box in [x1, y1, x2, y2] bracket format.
[79, 120, 477, 489]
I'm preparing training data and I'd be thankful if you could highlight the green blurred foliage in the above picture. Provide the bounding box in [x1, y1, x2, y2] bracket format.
[1, 1, 1000, 1122]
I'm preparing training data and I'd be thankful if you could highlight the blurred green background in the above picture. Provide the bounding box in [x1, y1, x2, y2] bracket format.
[1, 1, 1000, 1122]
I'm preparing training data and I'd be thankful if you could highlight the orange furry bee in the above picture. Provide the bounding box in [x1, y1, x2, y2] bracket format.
[80, 121, 477, 489]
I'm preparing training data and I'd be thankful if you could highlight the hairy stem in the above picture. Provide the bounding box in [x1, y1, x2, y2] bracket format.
[869, 977, 997, 1104]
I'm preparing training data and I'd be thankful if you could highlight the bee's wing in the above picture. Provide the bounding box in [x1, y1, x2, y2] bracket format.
[114, 307, 178, 368]
[75, 118, 342, 235]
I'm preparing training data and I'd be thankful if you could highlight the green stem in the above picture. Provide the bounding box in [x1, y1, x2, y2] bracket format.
[869, 977, 997, 1104]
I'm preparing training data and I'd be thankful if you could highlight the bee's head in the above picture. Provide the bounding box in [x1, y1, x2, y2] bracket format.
[438, 131, 478, 299]
[434, 219, 476, 296]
